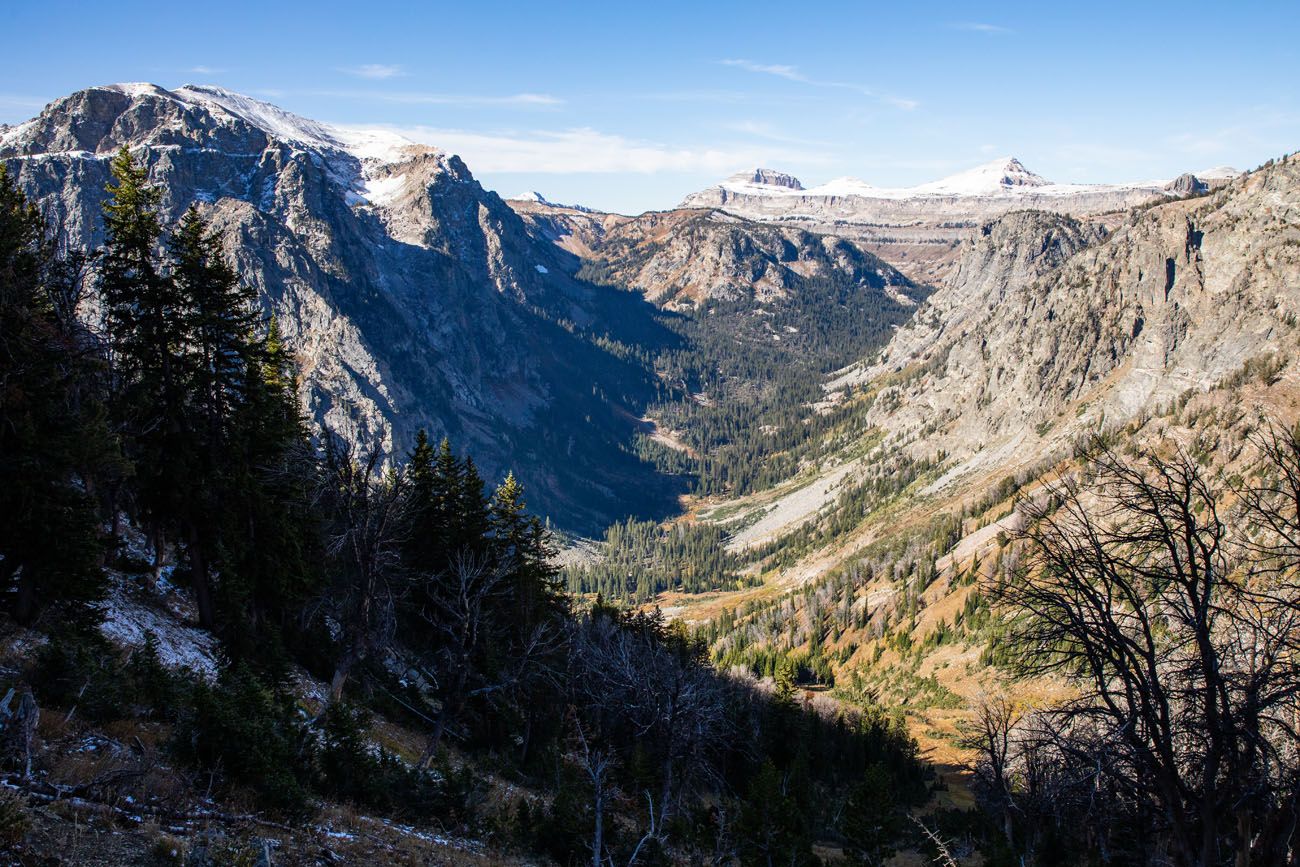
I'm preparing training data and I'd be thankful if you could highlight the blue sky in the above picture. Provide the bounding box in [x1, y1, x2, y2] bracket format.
[3, 0, 1297, 213]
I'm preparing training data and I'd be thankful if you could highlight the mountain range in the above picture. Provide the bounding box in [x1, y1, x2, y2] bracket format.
[0, 83, 928, 532]
[4, 81, 1300, 860]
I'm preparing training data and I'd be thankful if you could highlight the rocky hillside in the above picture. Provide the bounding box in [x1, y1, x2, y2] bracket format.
[0, 83, 680, 532]
[680, 158, 1237, 284]
[682, 155, 1298, 560]
[553, 207, 919, 310]
[836, 155, 1300, 483]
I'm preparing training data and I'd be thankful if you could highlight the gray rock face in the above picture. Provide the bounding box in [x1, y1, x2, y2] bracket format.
[835, 155, 1300, 481]
[1167, 173, 1209, 196]
[679, 159, 1179, 285]
[1, 83, 681, 532]
[724, 168, 805, 191]
[563, 207, 919, 310]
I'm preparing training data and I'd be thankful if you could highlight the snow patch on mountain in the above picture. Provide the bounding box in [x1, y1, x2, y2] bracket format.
[506, 191, 597, 213]
[1196, 165, 1242, 180]
[173, 85, 417, 164]
[360, 174, 407, 206]
[510, 191, 552, 204]
[709, 157, 1174, 202]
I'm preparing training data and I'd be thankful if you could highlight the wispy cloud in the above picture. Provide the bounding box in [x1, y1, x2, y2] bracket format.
[0, 94, 50, 111]
[360, 124, 830, 174]
[722, 120, 832, 148]
[719, 59, 807, 82]
[951, 22, 1012, 34]
[189, 65, 225, 76]
[342, 64, 406, 80]
[717, 59, 917, 110]
[313, 89, 563, 107]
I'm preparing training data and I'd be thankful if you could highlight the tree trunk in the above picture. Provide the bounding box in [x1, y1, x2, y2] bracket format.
[187, 523, 216, 629]
[1236, 810, 1252, 867]
[592, 783, 604, 867]
[151, 527, 166, 591]
[329, 645, 358, 704]
[11, 560, 35, 625]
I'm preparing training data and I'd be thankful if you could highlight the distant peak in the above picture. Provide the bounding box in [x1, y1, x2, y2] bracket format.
[505, 191, 596, 213]
[915, 157, 1051, 195]
[725, 168, 804, 191]
[509, 191, 552, 204]
[1195, 165, 1242, 180]
[98, 82, 171, 97]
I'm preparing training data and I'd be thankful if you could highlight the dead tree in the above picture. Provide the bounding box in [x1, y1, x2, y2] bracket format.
[989, 435, 1300, 867]
[317, 441, 407, 703]
[411, 552, 560, 767]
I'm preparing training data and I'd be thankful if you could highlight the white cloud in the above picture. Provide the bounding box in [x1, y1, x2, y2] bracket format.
[358, 124, 829, 175]
[0, 94, 49, 111]
[315, 89, 562, 107]
[719, 59, 807, 82]
[951, 22, 1012, 34]
[718, 59, 917, 110]
[342, 64, 406, 80]
[189, 65, 225, 75]
[721, 120, 832, 147]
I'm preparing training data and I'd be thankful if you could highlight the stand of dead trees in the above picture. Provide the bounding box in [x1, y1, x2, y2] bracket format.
[980, 428, 1300, 867]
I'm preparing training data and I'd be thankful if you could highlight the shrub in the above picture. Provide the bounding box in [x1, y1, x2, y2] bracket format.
[0, 789, 30, 849]
[172, 664, 310, 816]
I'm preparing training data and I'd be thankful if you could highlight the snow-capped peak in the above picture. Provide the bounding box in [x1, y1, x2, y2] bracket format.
[912, 156, 1051, 196]
[1194, 165, 1242, 181]
[504, 191, 596, 213]
[101, 82, 174, 99]
[173, 84, 416, 163]
[509, 191, 553, 204]
[80, 83, 421, 165]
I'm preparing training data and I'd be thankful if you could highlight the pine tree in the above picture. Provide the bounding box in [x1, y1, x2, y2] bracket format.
[100, 146, 190, 580]
[218, 315, 320, 658]
[168, 206, 258, 627]
[455, 456, 492, 556]
[171, 206, 256, 441]
[491, 471, 563, 629]
[402, 429, 440, 572]
[0, 166, 107, 624]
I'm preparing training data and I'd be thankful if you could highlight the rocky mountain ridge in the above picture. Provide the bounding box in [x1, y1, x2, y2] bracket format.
[1, 83, 683, 532]
[679, 157, 1241, 284]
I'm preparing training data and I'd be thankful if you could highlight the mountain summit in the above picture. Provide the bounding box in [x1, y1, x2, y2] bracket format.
[722, 168, 805, 191]
[0, 82, 681, 531]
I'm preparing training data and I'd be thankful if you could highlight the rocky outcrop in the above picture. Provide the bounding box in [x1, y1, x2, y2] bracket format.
[1, 83, 680, 532]
[1167, 173, 1209, 196]
[834, 155, 1300, 480]
[678, 158, 1192, 285]
[567, 208, 920, 310]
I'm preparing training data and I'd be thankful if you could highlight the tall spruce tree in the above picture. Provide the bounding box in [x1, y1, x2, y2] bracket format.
[0, 167, 107, 624]
[216, 314, 320, 660]
[168, 206, 259, 628]
[491, 471, 564, 631]
[100, 146, 190, 578]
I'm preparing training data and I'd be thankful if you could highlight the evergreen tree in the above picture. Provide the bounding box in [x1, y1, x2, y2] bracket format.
[491, 471, 563, 629]
[402, 429, 440, 572]
[217, 315, 320, 659]
[167, 206, 256, 626]
[0, 167, 106, 624]
[171, 206, 256, 441]
[100, 146, 189, 578]
[455, 455, 492, 559]
[840, 763, 899, 866]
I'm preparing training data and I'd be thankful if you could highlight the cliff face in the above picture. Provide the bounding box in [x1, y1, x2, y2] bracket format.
[560, 208, 920, 310]
[835, 155, 1300, 479]
[0, 84, 681, 532]
[677, 158, 1230, 285]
